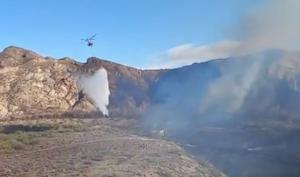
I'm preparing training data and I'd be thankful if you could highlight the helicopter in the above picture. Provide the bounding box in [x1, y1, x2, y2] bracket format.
[81, 34, 96, 47]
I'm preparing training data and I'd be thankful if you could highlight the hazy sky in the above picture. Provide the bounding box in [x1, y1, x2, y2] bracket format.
[0, 0, 264, 68]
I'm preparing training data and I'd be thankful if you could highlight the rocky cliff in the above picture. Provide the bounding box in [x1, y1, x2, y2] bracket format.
[1, 46, 300, 122]
[0, 46, 163, 119]
[0, 47, 79, 118]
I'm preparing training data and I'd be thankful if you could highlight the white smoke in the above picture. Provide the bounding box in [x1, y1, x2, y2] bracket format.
[199, 61, 262, 113]
[199, 0, 300, 113]
[149, 0, 300, 69]
[237, 0, 300, 54]
[167, 41, 241, 62]
[79, 68, 110, 116]
[146, 41, 241, 69]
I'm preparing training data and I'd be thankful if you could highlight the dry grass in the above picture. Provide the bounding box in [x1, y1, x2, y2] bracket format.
[0, 119, 88, 154]
[0, 132, 38, 153]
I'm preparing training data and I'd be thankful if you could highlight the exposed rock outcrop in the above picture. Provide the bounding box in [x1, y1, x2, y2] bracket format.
[0, 47, 81, 118]
[1, 46, 300, 122]
[0, 46, 162, 119]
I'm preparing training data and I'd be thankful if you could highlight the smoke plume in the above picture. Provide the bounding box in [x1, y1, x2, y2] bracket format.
[237, 0, 300, 54]
[142, 1, 300, 176]
[79, 68, 110, 116]
[199, 59, 262, 114]
[143, 0, 300, 134]
[150, 0, 300, 69]
[199, 0, 300, 114]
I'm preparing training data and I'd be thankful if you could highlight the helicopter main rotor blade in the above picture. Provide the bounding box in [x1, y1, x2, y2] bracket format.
[89, 34, 97, 40]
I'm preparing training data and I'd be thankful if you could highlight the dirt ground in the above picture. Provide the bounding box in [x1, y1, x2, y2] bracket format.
[0, 118, 223, 177]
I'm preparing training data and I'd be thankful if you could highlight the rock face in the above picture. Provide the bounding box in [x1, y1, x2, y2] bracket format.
[1, 46, 300, 121]
[1, 46, 300, 122]
[0, 47, 81, 118]
[79, 57, 163, 117]
[0, 46, 162, 119]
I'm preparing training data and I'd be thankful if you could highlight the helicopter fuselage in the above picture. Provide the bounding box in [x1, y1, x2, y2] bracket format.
[87, 41, 93, 47]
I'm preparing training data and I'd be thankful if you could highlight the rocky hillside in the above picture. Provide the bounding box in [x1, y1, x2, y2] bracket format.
[146, 50, 300, 131]
[0, 46, 163, 119]
[1, 46, 300, 176]
[79, 57, 163, 117]
[1, 46, 300, 122]
[143, 50, 300, 177]
[1, 46, 300, 123]
[0, 47, 80, 118]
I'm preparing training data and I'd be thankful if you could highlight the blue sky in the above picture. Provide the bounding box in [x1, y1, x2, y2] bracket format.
[0, 0, 264, 68]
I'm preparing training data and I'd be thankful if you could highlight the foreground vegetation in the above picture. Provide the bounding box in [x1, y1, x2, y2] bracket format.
[0, 119, 87, 153]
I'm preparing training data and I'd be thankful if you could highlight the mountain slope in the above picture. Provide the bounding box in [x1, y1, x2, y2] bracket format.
[1, 46, 300, 127]
[1, 46, 300, 176]
[0, 46, 81, 118]
[1, 46, 300, 124]
[144, 50, 300, 177]
[0, 46, 163, 119]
